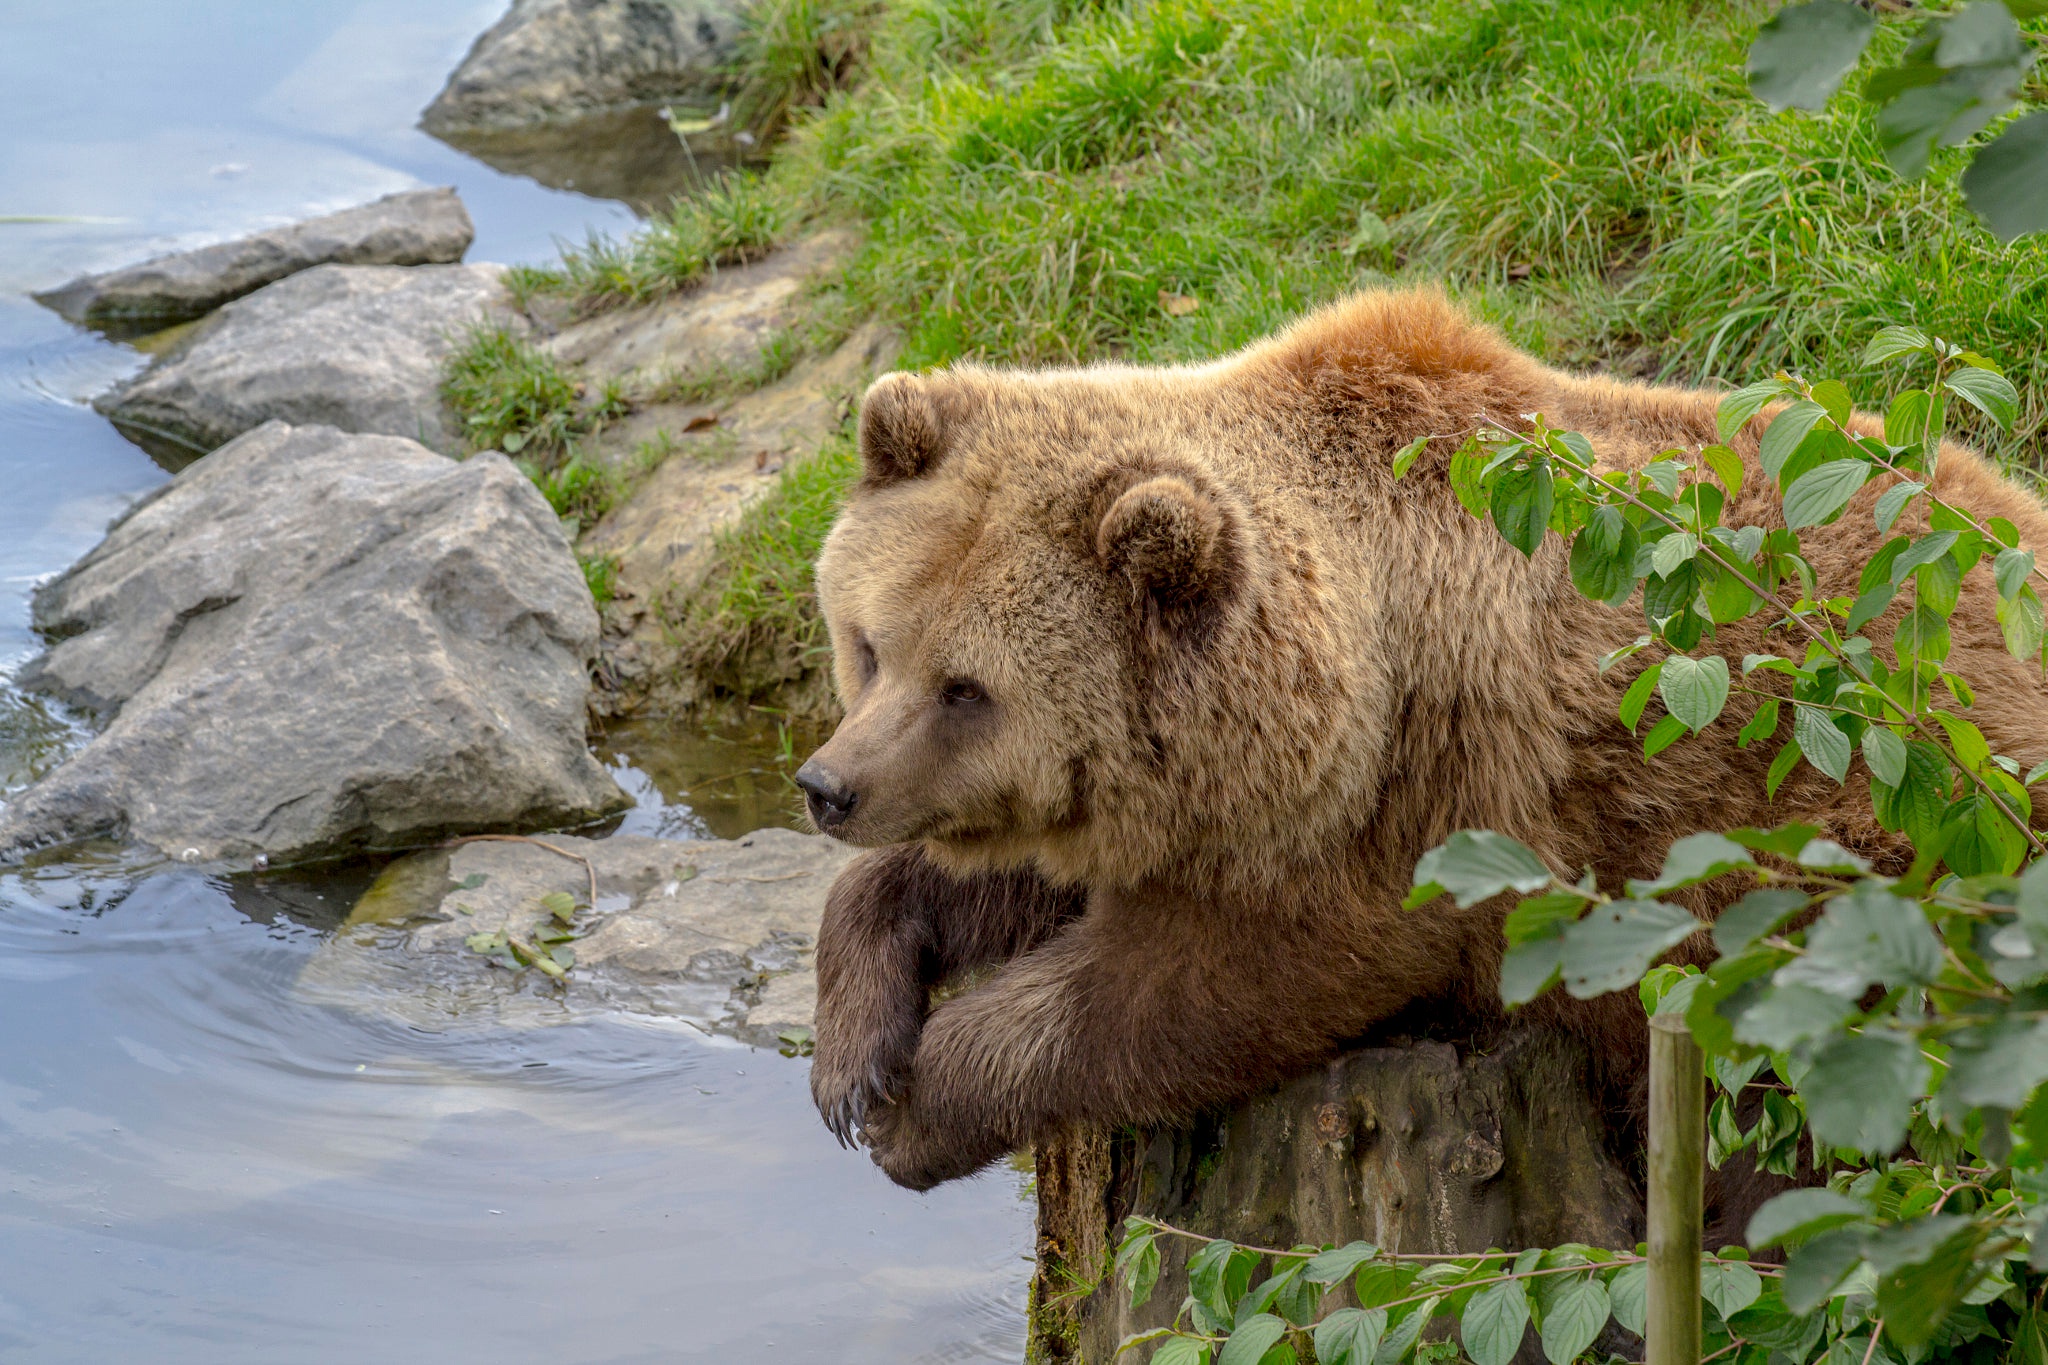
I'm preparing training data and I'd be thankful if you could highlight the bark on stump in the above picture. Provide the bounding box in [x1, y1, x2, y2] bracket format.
[1028, 1031, 1643, 1363]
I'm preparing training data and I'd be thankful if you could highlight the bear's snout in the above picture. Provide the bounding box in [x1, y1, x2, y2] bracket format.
[794, 759, 860, 833]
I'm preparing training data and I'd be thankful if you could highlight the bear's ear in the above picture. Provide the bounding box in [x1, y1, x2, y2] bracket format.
[1096, 474, 1239, 624]
[858, 372, 947, 484]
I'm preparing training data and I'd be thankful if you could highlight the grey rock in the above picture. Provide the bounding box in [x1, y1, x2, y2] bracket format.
[33, 188, 475, 327]
[298, 827, 855, 1043]
[0, 422, 628, 865]
[421, 0, 739, 135]
[94, 263, 516, 463]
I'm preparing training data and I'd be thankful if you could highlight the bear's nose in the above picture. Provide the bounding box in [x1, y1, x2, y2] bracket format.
[794, 760, 859, 831]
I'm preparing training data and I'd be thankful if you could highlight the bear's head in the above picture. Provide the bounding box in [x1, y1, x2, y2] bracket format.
[797, 356, 1394, 891]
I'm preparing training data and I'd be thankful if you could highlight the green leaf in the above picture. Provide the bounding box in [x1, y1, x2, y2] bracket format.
[1500, 936, 1564, 1007]
[1934, 711, 1993, 771]
[1390, 435, 1429, 478]
[456, 873, 489, 890]
[1413, 831, 1552, 908]
[1962, 108, 2048, 243]
[1561, 898, 1704, 998]
[1537, 1275, 1609, 1365]
[1793, 705, 1852, 783]
[1630, 832, 1757, 896]
[1718, 379, 1788, 442]
[1783, 460, 1871, 530]
[1619, 664, 1664, 735]
[1870, 2, 2032, 178]
[1216, 1314, 1286, 1365]
[1766, 735, 1804, 799]
[1152, 1338, 1209, 1365]
[1865, 327, 1934, 366]
[1491, 463, 1554, 558]
[1650, 530, 1699, 578]
[1459, 1280, 1529, 1365]
[1810, 379, 1854, 428]
[1748, 0, 1877, 110]
[1700, 1256, 1764, 1319]
[1894, 603, 1952, 664]
[1777, 878, 1942, 995]
[1659, 655, 1731, 733]
[1569, 517, 1640, 605]
[1888, 529, 1960, 585]
[1738, 697, 1781, 748]
[1701, 444, 1745, 499]
[1302, 1242, 1378, 1284]
[1941, 1016, 2048, 1109]
[1999, 584, 2045, 661]
[1313, 1308, 1387, 1365]
[1863, 726, 1907, 787]
[539, 890, 577, 921]
[1119, 1231, 1162, 1309]
[1781, 1228, 1870, 1313]
[1796, 838, 1871, 874]
[1760, 401, 1829, 479]
[1882, 392, 1930, 453]
[1732, 982, 1855, 1049]
[1605, 1263, 1647, 1337]
[1995, 547, 2037, 599]
[1798, 1027, 1931, 1154]
[1747, 1189, 1871, 1249]
[1868, 1217, 1990, 1348]
[1945, 364, 2020, 430]
[1642, 713, 1689, 759]
[1872, 482, 1921, 535]
[1504, 892, 1588, 947]
[1714, 887, 1810, 955]
[1189, 1239, 1246, 1323]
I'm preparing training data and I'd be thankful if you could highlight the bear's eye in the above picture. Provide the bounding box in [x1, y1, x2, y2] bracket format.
[940, 678, 986, 706]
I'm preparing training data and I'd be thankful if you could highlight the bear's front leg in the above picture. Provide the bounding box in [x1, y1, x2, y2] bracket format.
[810, 843, 1084, 1148]
[860, 884, 1469, 1190]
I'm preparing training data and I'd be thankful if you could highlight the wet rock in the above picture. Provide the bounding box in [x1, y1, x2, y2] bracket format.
[426, 105, 743, 217]
[1030, 1033, 1643, 1362]
[298, 827, 855, 1043]
[421, 0, 740, 135]
[94, 262, 516, 463]
[32, 188, 474, 328]
[0, 422, 628, 865]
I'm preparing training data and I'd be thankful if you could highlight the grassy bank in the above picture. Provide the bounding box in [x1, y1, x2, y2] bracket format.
[500, 0, 2048, 705]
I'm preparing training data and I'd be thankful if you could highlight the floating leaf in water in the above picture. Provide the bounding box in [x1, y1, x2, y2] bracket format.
[778, 1026, 815, 1057]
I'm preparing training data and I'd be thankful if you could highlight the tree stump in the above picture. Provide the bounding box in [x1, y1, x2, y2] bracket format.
[1028, 1031, 1644, 1362]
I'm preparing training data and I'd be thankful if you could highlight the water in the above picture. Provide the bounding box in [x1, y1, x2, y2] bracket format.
[0, 6, 1033, 1361]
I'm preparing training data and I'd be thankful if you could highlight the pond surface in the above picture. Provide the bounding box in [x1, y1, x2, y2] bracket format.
[0, 6, 1033, 1362]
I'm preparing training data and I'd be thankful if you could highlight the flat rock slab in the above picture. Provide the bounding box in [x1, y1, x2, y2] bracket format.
[95, 262, 517, 463]
[545, 230, 857, 394]
[298, 828, 854, 1044]
[0, 421, 626, 866]
[33, 188, 474, 327]
[422, 0, 739, 134]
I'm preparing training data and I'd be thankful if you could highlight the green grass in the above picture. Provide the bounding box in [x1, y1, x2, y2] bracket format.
[534, 0, 2046, 701]
[441, 324, 587, 456]
[669, 426, 860, 692]
[518, 173, 787, 313]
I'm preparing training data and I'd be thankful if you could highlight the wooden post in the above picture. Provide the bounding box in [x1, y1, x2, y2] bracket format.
[1647, 1015, 1704, 1365]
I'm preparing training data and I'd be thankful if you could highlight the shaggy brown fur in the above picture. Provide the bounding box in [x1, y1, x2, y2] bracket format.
[800, 288, 2048, 1194]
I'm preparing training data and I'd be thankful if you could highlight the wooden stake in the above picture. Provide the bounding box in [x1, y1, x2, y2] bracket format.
[1647, 1015, 1703, 1365]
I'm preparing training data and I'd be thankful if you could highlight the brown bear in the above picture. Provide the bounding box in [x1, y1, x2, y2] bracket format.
[794, 287, 2048, 1193]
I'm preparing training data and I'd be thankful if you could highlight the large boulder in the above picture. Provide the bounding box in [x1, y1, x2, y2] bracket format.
[298, 827, 854, 1042]
[421, 0, 740, 135]
[1030, 1033, 1644, 1361]
[0, 422, 628, 866]
[94, 262, 516, 463]
[32, 188, 474, 328]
